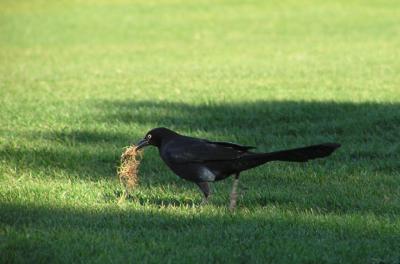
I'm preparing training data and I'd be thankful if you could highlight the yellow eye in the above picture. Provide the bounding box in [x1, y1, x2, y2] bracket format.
[147, 134, 152, 140]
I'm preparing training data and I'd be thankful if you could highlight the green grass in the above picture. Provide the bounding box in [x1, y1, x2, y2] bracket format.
[1, 0, 400, 263]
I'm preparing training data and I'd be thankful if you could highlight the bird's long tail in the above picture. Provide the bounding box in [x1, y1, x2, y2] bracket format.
[262, 143, 341, 162]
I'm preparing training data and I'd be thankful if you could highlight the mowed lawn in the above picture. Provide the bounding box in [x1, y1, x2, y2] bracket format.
[1, 0, 400, 263]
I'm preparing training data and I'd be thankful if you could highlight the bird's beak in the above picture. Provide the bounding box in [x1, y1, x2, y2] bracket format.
[135, 138, 150, 150]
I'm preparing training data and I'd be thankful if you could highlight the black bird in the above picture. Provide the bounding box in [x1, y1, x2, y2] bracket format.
[136, 127, 340, 209]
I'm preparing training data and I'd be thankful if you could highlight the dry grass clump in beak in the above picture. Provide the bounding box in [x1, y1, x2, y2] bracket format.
[117, 145, 143, 201]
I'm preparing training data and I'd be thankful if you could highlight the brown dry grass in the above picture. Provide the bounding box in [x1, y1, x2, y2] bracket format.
[117, 145, 142, 202]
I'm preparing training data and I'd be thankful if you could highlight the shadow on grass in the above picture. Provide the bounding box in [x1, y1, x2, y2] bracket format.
[34, 130, 134, 145]
[95, 100, 399, 142]
[1, 202, 399, 263]
[1, 100, 399, 214]
[0, 146, 118, 179]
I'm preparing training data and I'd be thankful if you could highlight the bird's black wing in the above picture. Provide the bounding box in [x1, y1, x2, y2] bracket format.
[165, 140, 253, 164]
[205, 140, 255, 151]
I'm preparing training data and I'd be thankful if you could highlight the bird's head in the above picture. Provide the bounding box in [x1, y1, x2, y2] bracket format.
[135, 127, 178, 150]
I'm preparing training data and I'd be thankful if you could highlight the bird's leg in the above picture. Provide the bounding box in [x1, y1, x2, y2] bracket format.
[196, 182, 210, 205]
[229, 173, 240, 211]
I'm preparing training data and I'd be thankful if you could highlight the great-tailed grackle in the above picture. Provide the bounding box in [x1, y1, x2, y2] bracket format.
[136, 127, 340, 209]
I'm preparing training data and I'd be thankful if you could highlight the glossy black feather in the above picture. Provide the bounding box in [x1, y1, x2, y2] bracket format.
[164, 139, 252, 164]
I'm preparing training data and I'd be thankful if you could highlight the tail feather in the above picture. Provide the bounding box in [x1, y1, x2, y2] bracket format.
[263, 143, 341, 162]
